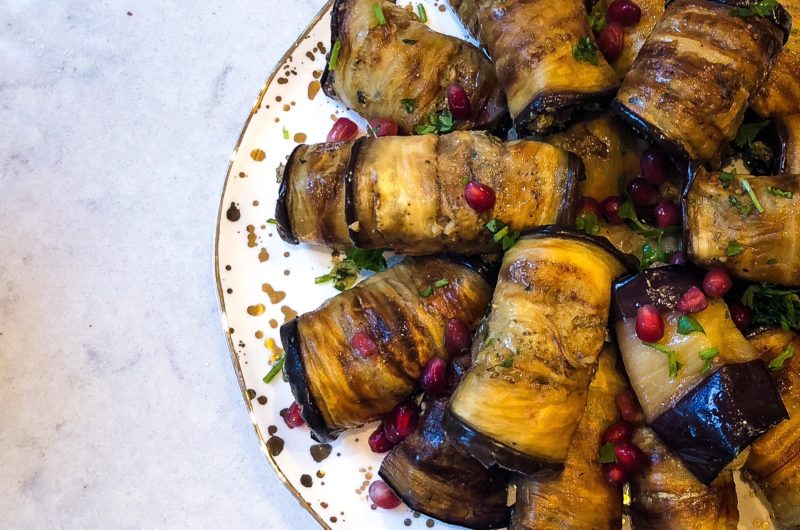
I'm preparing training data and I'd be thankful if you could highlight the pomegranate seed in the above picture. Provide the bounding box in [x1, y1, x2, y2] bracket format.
[447, 354, 472, 391]
[615, 441, 646, 473]
[602, 196, 625, 225]
[352, 331, 379, 358]
[367, 118, 399, 137]
[602, 421, 633, 444]
[445, 318, 473, 356]
[616, 389, 641, 423]
[369, 480, 402, 509]
[668, 251, 687, 265]
[640, 148, 669, 185]
[654, 199, 681, 228]
[602, 463, 628, 487]
[607, 0, 642, 27]
[420, 357, 448, 396]
[447, 84, 472, 121]
[703, 268, 733, 298]
[368, 423, 396, 453]
[464, 181, 496, 212]
[597, 23, 625, 62]
[627, 178, 661, 207]
[326, 117, 359, 143]
[577, 196, 604, 218]
[636, 304, 664, 342]
[283, 402, 305, 429]
[384, 402, 420, 443]
[729, 302, 753, 332]
[676, 286, 708, 314]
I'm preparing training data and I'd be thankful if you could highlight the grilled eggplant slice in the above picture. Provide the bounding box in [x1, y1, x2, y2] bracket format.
[282, 256, 493, 441]
[682, 166, 800, 286]
[510, 347, 626, 530]
[751, 0, 800, 118]
[322, 0, 507, 135]
[379, 398, 510, 530]
[612, 0, 790, 167]
[629, 426, 740, 530]
[277, 132, 582, 254]
[446, 228, 634, 474]
[746, 329, 800, 530]
[612, 266, 788, 484]
[449, 0, 619, 134]
[772, 113, 800, 174]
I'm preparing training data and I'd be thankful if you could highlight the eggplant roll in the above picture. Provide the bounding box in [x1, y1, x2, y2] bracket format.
[629, 426, 739, 530]
[683, 166, 800, 286]
[746, 329, 800, 530]
[379, 398, 510, 530]
[277, 132, 581, 254]
[446, 228, 633, 474]
[611, 0, 790, 166]
[510, 347, 626, 530]
[450, 0, 619, 134]
[751, 0, 800, 118]
[281, 256, 493, 441]
[322, 0, 507, 135]
[612, 266, 788, 484]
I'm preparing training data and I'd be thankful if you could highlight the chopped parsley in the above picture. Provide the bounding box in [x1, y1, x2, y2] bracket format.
[641, 242, 669, 270]
[598, 442, 616, 464]
[263, 354, 286, 384]
[266, 218, 278, 225]
[769, 345, 795, 371]
[420, 278, 450, 297]
[729, 194, 754, 217]
[434, 278, 450, 288]
[768, 257, 779, 265]
[485, 219, 520, 251]
[329, 40, 342, 71]
[767, 186, 793, 199]
[414, 109, 455, 135]
[315, 247, 387, 291]
[740, 178, 765, 213]
[677, 315, 705, 335]
[400, 98, 417, 113]
[734, 121, 770, 148]
[372, 2, 386, 25]
[727, 240, 745, 257]
[589, 12, 607, 33]
[718, 170, 736, 189]
[742, 284, 800, 331]
[417, 3, 427, 23]
[699, 347, 720, 375]
[282, 127, 290, 140]
[573, 36, 599, 66]
[730, 0, 778, 17]
[576, 211, 600, 235]
[644, 342, 682, 378]
[402, 38, 417, 45]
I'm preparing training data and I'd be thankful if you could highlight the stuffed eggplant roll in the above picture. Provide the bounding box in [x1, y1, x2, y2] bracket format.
[511, 347, 626, 530]
[322, 0, 507, 135]
[682, 166, 800, 287]
[277, 132, 581, 255]
[612, 266, 788, 484]
[282, 256, 493, 441]
[612, 0, 790, 166]
[450, 0, 619, 134]
[751, 0, 800, 118]
[746, 329, 800, 530]
[629, 426, 739, 530]
[446, 228, 634, 474]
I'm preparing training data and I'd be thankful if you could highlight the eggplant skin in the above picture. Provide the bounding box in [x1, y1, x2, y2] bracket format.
[751, 0, 800, 118]
[774, 114, 800, 175]
[510, 347, 625, 530]
[379, 398, 510, 530]
[683, 166, 800, 286]
[612, 0, 787, 166]
[323, 0, 508, 135]
[629, 427, 739, 530]
[282, 256, 492, 442]
[650, 360, 788, 485]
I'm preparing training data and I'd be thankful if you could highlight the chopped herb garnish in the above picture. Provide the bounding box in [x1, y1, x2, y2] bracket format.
[598, 442, 616, 464]
[740, 178, 765, 213]
[346, 247, 388, 272]
[420, 278, 450, 297]
[729, 194, 754, 217]
[500, 356, 514, 368]
[734, 121, 770, 148]
[677, 315, 705, 335]
[282, 127, 289, 140]
[400, 98, 417, 113]
[315, 248, 387, 291]
[769, 345, 795, 371]
[329, 40, 342, 70]
[767, 186, 793, 199]
[742, 284, 800, 331]
[266, 218, 278, 225]
[730, 0, 778, 17]
[644, 342, 682, 378]
[414, 109, 455, 135]
[263, 354, 286, 384]
[372, 2, 386, 25]
[727, 240, 745, 257]
[417, 3, 427, 23]
[485, 219, 520, 251]
[435, 279, 450, 288]
[699, 347, 720, 375]
[589, 12, 607, 32]
[402, 38, 417, 45]
[768, 257, 778, 265]
[641, 242, 668, 270]
[572, 36, 599, 66]
[419, 285, 433, 297]
[718, 170, 735, 189]
[619, 198, 680, 239]
[576, 211, 600, 235]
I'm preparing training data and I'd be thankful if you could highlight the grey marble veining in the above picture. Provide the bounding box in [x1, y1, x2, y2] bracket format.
[0, 1, 324, 528]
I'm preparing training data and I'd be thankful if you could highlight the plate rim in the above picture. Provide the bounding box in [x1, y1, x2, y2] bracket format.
[212, 2, 335, 529]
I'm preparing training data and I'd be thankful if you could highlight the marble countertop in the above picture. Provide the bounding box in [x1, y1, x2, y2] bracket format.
[1, 1, 325, 527]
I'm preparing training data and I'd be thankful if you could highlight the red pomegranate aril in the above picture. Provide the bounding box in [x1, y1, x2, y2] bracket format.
[326, 117, 359, 143]
[703, 268, 733, 298]
[640, 148, 669, 185]
[676, 286, 708, 314]
[445, 318, 473, 356]
[602, 421, 633, 444]
[615, 441, 646, 473]
[602, 463, 628, 487]
[367, 118, 399, 137]
[447, 84, 472, 120]
[352, 331, 379, 358]
[627, 178, 661, 207]
[369, 480, 402, 509]
[669, 250, 687, 265]
[284, 402, 306, 429]
[602, 196, 625, 225]
[384, 402, 420, 443]
[597, 23, 625, 62]
[636, 304, 664, 342]
[368, 423, 396, 453]
[607, 0, 642, 26]
[577, 196, 604, 218]
[654, 199, 680, 228]
[616, 389, 641, 423]
[464, 181, 496, 212]
[420, 357, 448, 396]
[729, 302, 754, 331]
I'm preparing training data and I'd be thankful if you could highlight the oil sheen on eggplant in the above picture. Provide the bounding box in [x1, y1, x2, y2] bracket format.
[449, 0, 619, 134]
[612, 0, 789, 166]
[281, 257, 492, 441]
[751, 0, 800, 118]
[773, 113, 800, 175]
[277, 132, 581, 254]
[629, 426, 739, 530]
[683, 166, 800, 286]
[446, 228, 633, 474]
[322, 0, 507, 135]
[746, 329, 800, 530]
[510, 347, 626, 530]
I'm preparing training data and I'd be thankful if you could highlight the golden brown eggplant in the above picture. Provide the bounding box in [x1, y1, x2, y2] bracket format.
[751, 0, 800, 118]
[629, 426, 740, 530]
[449, 0, 619, 134]
[282, 256, 493, 441]
[682, 166, 800, 286]
[612, 0, 790, 167]
[510, 347, 626, 530]
[445, 228, 634, 474]
[746, 329, 800, 530]
[322, 0, 507, 135]
[277, 131, 582, 254]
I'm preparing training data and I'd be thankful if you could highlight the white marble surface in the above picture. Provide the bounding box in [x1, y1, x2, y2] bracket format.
[0, 1, 325, 527]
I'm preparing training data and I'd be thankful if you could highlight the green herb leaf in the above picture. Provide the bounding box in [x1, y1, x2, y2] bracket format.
[644, 342, 682, 378]
[576, 211, 600, 235]
[372, 2, 387, 25]
[417, 3, 427, 22]
[767, 186, 794, 199]
[414, 109, 455, 135]
[573, 36, 599, 66]
[699, 347, 720, 375]
[740, 178, 765, 213]
[500, 356, 514, 368]
[315, 259, 359, 291]
[768, 257, 778, 265]
[742, 284, 800, 331]
[598, 442, 616, 464]
[734, 121, 770, 148]
[434, 278, 450, 288]
[345, 247, 387, 273]
[678, 315, 705, 335]
[329, 40, 342, 71]
[419, 285, 433, 297]
[400, 98, 417, 113]
[282, 127, 290, 140]
[589, 12, 607, 32]
[769, 345, 796, 371]
[728, 194, 754, 217]
[730, 0, 778, 17]
[718, 170, 736, 189]
[484, 219, 520, 251]
[641, 242, 669, 269]
[402, 38, 417, 45]
[727, 240, 745, 257]
[266, 218, 278, 225]
[263, 354, 286, 384]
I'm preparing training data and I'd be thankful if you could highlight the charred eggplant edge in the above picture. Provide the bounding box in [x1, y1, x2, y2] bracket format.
[344, 136, 368, 248]
[320, 0, 346, 99]
[558, 152, 586, 226]
[275, 144, 304, 245]
[611, 99, 693, 168]
[664, 0, 792, 43]
[516, 88, 619, 135]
